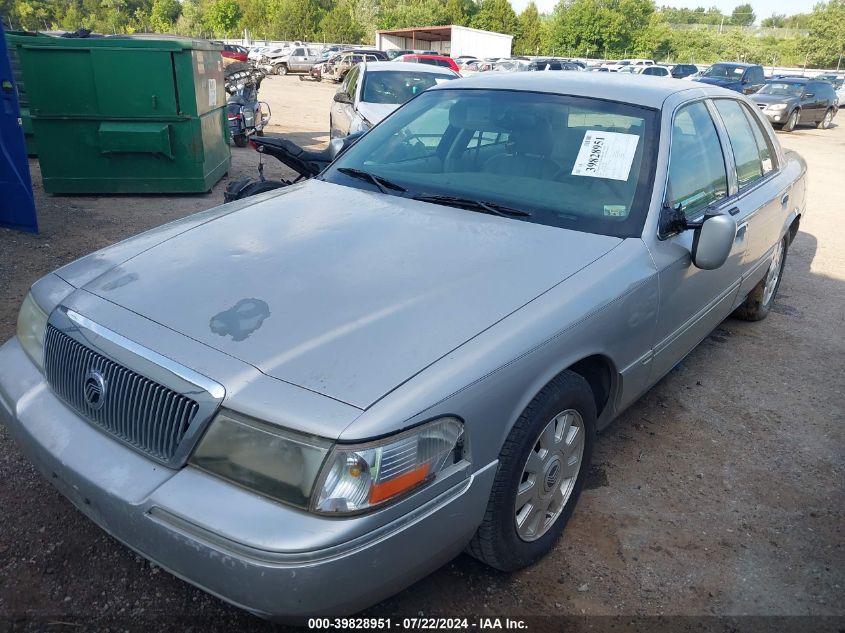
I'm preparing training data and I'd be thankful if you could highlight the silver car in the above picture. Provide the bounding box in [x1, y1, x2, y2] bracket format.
[329, 61, 459, 138]
[1, 73, 806, 620]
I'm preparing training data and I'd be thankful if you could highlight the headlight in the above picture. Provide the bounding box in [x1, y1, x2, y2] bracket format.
[313, 417, 464, 514]
[16, 292, 48, 371]
[767, 103, 788, 111]
[191, 411, 331, 508]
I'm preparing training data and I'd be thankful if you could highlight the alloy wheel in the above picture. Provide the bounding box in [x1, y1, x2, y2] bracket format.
[762, 239, 784, 306]
[515, 409, 585, 542]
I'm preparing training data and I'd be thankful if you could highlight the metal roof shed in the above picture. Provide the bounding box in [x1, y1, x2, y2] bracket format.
[375, 25, 512, 59]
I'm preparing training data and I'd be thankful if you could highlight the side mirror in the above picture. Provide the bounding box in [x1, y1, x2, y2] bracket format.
[333, 91, 352, 104]
[691, 213, 737, 270]
[328, 130, 365, 160]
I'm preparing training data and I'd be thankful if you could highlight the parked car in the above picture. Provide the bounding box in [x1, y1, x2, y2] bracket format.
[263, 46, 321, 75]
[637, 65, 670, 77]
[523, 58, 583, 71]
[750, 77, 839, 131]
[693, 62, 765, 94]
[459, 60, 496, 76]
[815, 73, 845, 105]
[346, 48, 389, 61]
[329, 61, 458, 138]
[394, 53, 460, 73]
[322, 51, 381, 83]
[605, 58, 655, 72]
[670, 63, 698, 79]
[220, 43, 248, 63]
[385, 49, 414, 61]
[247, 46, 269, 62]
[2, 73, 806, 620]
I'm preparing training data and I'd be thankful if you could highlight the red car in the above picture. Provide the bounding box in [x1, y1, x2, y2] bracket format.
[222, 44, 248, 63]
[395, 54, 460, 73]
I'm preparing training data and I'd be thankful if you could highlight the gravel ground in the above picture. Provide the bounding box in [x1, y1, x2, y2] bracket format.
[0, 75, 843, 632]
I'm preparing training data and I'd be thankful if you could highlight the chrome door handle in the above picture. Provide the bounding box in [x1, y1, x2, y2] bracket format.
[781, 193, 790, 206]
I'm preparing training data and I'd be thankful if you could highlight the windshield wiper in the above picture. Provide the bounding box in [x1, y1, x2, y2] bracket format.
[336, 167, 407, 194]
[413, 194, 532, 218]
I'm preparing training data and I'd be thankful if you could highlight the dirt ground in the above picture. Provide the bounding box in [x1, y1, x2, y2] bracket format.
[0, 74, 843, 631]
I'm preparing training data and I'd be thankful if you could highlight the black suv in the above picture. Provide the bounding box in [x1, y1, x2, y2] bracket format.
[750, 77, 839, 131]
[670, 63, 698, 79]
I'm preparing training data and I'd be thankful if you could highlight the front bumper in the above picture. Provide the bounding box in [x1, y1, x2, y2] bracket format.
[0, 337, 495, 619]
[758, 108, 790, 124]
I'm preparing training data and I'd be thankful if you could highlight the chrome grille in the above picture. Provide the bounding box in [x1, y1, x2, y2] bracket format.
[44, 325, 200, 461]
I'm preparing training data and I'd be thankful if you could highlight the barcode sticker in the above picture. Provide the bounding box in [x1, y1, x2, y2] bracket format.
[572, 130, 640, 181]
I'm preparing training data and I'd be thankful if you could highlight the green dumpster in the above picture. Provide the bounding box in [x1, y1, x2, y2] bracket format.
[5, 31, 48, 156]
[16, 35, 231, 194]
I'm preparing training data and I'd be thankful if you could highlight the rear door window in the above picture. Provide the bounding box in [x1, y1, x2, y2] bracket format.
[714, 99, 764, 189]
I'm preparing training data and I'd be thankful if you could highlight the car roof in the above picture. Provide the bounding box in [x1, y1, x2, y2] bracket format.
[428, 72, 742, 109]
[366, 61, 457, 75]
[713, 61, 756, 67]
[770, 76, 809, 83]
[402, 54, 451, 60]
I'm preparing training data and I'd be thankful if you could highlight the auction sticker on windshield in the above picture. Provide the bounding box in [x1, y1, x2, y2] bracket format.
[571, 130, 640, 181]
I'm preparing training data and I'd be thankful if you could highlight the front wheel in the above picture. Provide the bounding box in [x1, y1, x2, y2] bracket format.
[733, 235, 788, 321]
[781, 109, 799, 132]
[816, 108, 834, 129]
[275, 64, 288, 76]
[467, 371, 595, 571]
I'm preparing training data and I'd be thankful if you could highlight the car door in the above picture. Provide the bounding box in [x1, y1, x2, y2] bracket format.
[289, 47, 306, 72]
[711, 98, 790, 301]
[648, 99, 747, 381]
[332, 65, 359, 138]
[742, 66, 765, 94]
[805, 82, 827, 122]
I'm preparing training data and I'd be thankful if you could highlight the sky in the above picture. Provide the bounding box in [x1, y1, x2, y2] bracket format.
[507, 0, 821, 21]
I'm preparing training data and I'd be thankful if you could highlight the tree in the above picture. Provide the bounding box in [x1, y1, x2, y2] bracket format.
[634, 11, 672, 59]
[471, 0, 517, 34]
[266, 0, 324, 40]
[761, 13, 785, 28]
[444, 0, 475, 26]
[731, 3, 755, 27]
[320, 0, 364, 42]
[149, 0, 180, 31]
[175, 0, 205, 36]
[203, 0, 241, 36]
[803, 0, 845, 67]
[514, 2, 541, 55]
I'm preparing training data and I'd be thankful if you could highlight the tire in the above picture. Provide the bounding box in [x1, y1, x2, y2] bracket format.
[275, 63, 288, 76]
[781, 109, 799, 132]
[732, 235, 789, 321]
[816, 108, 834, 129]
[233, 134, 248, 147]
[236, 180, 287, 199]
[467, 371, 596, 571]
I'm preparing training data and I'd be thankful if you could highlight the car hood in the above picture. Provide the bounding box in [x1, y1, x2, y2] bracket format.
[356, 101, 399, 126]
[83, 180, 621, 409]
[695, 76, 741, 90]
[751, 93, 796, 106]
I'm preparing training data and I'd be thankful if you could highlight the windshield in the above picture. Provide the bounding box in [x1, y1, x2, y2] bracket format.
[758, 81, 805, 97]
[703, 64, 745, 79]
[323, 88, 658, 238]
[361, 70, 456, 104]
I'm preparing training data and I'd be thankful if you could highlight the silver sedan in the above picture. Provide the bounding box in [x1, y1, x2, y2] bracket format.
[1, 73, 806, 620]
